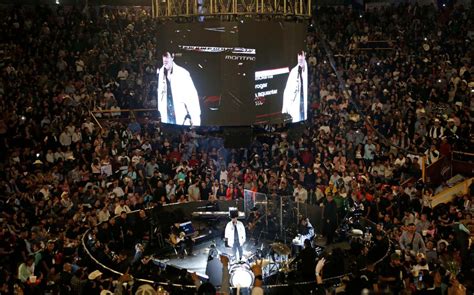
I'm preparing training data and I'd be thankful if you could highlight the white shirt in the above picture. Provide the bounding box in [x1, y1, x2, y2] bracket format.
[112, 186, 125, 198]
[75, 59, 85, 72]
[224, 220, 246, 247]
[114, 204, 131, 215]
[157, 62, 201, 126]
[98, 209, 111, 223]
[219, 170, 228, 184]
[188, 184, 201, 202]
[111, 105, 121, 117]
[429, 126, 444, 139]
[82, 121, 94, 133]
[294, 187, 308, 203]
[282, 61, 308, 122]
[166, 184, 176, 198]
[46, 152, 55, 163]
[71, 131, 82, 143]
[59, 131, 72, 146]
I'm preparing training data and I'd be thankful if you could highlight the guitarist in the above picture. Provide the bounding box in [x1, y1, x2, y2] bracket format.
[247, 207, 264, 246]
[170, 222, 194, 258]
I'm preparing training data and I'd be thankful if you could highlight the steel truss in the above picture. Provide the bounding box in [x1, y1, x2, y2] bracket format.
[151, 0, 311, 19]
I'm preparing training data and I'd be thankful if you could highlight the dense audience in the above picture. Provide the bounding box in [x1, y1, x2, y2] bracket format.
[0, 2, 472, 295]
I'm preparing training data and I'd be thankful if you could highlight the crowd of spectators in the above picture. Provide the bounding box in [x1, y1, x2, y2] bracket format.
[0, 2, 472, 295]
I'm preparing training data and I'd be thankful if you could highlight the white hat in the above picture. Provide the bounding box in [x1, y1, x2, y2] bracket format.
[135, 284, 157, 295]
[434, 118, 440, 122]
[455, 101, 463, 107]
[88, 270, 103, 280]
[33, 159, 43, 165]
[100, 291, 114, 295]
[423, 44, 430, 51]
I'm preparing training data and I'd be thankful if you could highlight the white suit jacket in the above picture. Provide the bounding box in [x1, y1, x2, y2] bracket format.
[225, 220, 246, 247]
[282, 61, 308, 123]
[157, 62, 201, 126]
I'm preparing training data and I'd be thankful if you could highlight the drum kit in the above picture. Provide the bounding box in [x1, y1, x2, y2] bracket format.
[229, 262, 255, 288]
[229, 241, 297, 287]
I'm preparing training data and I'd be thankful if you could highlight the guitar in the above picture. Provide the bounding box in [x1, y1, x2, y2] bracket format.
[169, 231, 186, 245]
[169, 231, 200, 245]
[248, 214, 265, 231]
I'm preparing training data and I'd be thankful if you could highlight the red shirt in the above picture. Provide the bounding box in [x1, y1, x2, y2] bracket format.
[439, 142, 452, 157]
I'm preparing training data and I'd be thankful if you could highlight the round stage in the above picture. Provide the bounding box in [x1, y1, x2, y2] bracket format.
[82, 199, 391, 294]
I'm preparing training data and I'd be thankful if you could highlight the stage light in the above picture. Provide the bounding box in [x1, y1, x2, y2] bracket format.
[55, 0, 60, 4]
[359, 14, 363, 18]
[376, 62, 380, 66]
[442, 3, 446, 7]
[424, 37, 428, 41]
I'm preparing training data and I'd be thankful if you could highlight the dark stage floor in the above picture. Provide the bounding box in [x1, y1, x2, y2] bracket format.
[160, 234, 351, 281]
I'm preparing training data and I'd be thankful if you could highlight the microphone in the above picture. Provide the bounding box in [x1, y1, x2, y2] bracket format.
[182, 104, 192, 126]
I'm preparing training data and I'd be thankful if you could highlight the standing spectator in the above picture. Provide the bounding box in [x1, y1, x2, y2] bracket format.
[323, 193, 338, 245]
[293, 182, 308, 203]
[399, 223, 426, 254]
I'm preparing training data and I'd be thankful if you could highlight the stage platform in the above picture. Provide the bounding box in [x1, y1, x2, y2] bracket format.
[157, 233, 351, 284]
[83, 201, 390, 293]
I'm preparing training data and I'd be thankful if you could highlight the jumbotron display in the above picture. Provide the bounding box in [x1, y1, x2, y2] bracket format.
[156, 21, 307, 126]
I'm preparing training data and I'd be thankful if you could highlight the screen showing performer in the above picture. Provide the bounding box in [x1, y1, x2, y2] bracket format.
[224, 214, 246, 261]
[157, 52, 201, 126]
[282, 51, 308, 123]
[156, 21, 307, 126]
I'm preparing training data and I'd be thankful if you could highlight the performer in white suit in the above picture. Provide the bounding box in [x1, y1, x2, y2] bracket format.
[282, 51, 308, 123]
[224, 214, 246, 261]
[157, 52, 201, 126]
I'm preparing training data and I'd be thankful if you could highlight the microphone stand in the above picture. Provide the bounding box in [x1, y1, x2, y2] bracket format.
[182, 103, 192, 126]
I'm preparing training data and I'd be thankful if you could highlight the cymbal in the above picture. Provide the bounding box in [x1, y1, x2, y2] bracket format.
[270, 242, 291, 255]
[251, 259, 272, 269]
[279, 266, 293, 273]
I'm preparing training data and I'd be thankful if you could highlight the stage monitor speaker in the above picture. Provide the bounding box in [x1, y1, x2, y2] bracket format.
[223, 127, 252, 148]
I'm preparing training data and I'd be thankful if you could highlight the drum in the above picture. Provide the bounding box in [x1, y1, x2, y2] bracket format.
[229, 263, 254, 288]
[262, 262, 279, 278]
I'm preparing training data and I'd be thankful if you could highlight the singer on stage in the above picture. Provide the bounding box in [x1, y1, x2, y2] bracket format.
[224, 212, 246, 261]
[282, 51, 308, 123]
[157, 51, 201, 126]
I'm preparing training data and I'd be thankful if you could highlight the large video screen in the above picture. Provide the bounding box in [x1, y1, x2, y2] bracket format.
[156, 21, 307, 126]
